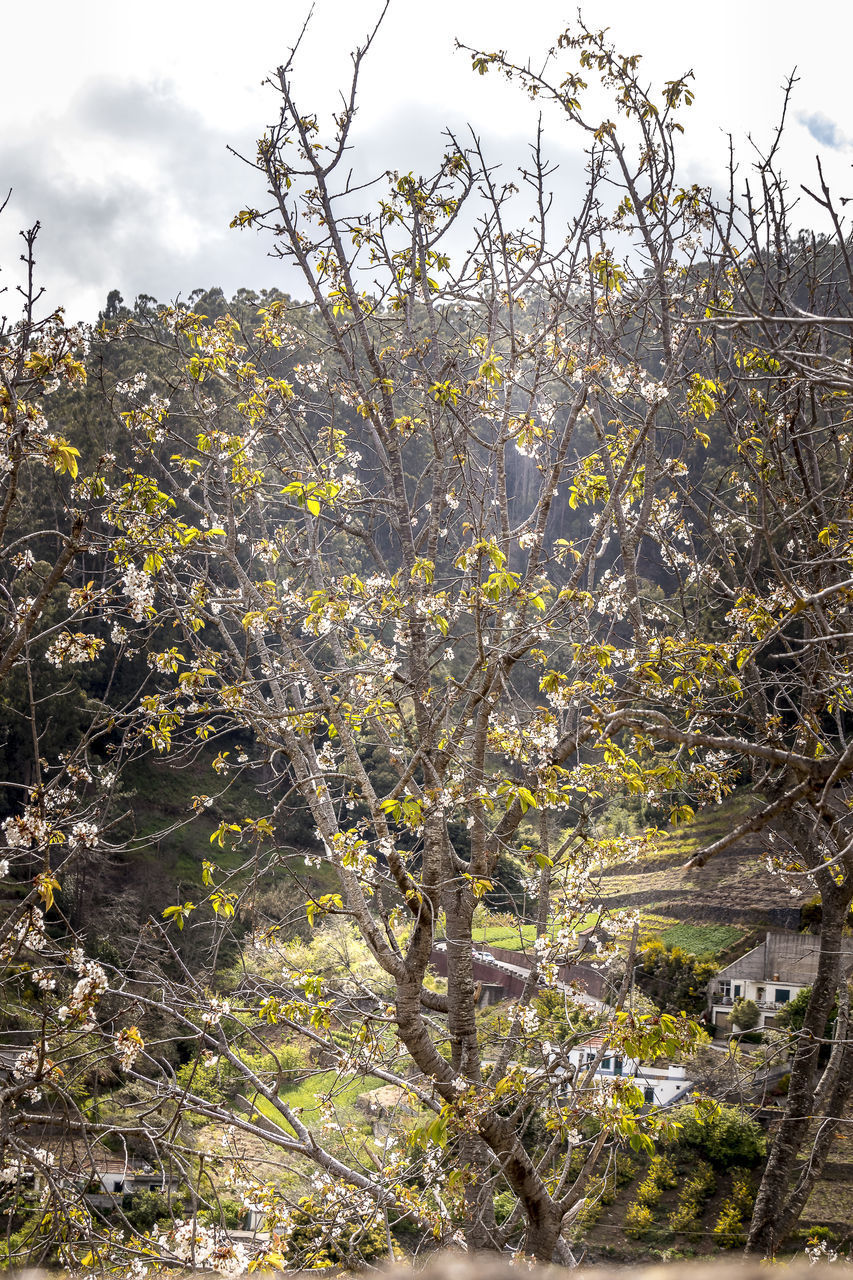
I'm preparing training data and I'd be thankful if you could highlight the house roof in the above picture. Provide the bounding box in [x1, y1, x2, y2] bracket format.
[22, 1135, 170, 1180]
[717, 931, 853, 986]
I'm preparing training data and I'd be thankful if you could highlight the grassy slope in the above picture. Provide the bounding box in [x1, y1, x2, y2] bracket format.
[596, 794, 813, 943]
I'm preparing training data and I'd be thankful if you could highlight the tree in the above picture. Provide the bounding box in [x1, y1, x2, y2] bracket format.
[0, 219, 225, 1271]
[730, 999, 759, 1034]
[95, 16, 716, 1266]
[635, 940, 717, 1017]
[9, 11, 853, 1269]
[593, 76, 853, 1254]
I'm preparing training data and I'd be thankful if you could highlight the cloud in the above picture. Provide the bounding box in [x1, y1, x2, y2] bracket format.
[0, 77, 592, 322]
[0, 78, 277, 320]
[797, 110, 851, 151]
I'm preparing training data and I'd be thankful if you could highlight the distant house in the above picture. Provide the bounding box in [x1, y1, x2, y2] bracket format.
[557, 1035, 693, 1109]
[708, 931, 853, 1032]
[23, 1138, 179, 1203]
[86, 1159, 176, 1198]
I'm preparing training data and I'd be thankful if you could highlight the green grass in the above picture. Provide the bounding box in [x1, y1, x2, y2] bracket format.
[657, 923, 748, 957]
[251, 1069, 386, 1134]
[471, 925, 537, 950]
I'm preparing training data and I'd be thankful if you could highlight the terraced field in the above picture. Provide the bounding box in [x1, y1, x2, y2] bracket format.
[597, 794, 813, 937]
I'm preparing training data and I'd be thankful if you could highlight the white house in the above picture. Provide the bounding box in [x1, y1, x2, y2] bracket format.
[708, 931, 853, 1032]
[558, 1035, 693, 1109]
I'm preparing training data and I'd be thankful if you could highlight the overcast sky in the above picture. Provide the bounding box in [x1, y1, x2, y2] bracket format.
[2, 0, 852, 321]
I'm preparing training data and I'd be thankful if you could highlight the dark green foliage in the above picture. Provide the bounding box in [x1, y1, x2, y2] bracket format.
[635, 939, 717, 1016]
[774, 983, 838, 1036]
[122, 1190, 179, 1232]
[669, 1102, 766, 1168]
[284, 1196, 390, 1268]
[730, 997, 760, 1031]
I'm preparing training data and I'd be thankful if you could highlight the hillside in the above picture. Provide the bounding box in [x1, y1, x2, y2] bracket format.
[597, 795, 813, 938]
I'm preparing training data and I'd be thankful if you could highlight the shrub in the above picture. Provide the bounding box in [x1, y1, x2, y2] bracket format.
[796, 1225, 838, 1244]
[636, 1154, 677, 1208]
[614, 1156, 640, 1187]
[635, 940, 718, 1016]
[683, 1160, 716, 1201]
[122, 1190, 174, 1232]
[624, 1201, 656, 1239]
[711, 1171, 755, 1248]
[667, 1159, 715, 1235]
[730, 1169, 755, 1214]
[493, 1190, 515, 1225]
[284, 1197, 391, 1268]
[636, 1174, 663, 1207]
[774, 985, 839, 1041]
[670, 1102, 766, 1167]
[730, 997, 760, 1031]
[667, 1201, 699, 1233]
[198, 1197, 244, 1230]
[713, 1199, 745, 1248]
[648, 1154, 677, 1189]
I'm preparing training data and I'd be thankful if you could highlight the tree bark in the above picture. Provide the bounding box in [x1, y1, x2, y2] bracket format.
[772, 983, 853, 1240]
[746, 895, 846, 1254]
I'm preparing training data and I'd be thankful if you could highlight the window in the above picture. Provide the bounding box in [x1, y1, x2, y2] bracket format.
[733, 983, 742, 997]
[720, 981, 731, 999]
[643, 1087, 654, 1104]
[775, 988, 790, 1004]
[601, 1057, 611, 1071]
[613, 1057, 623, 1076]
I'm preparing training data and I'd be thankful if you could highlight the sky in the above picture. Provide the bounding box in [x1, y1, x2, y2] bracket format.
[2, 0, 852, 321]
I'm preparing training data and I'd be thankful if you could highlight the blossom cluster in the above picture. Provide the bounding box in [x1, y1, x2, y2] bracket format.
[57, 951, 108, 1029]
[157, 1220, 248, 1277]
[45, 631, 105, 667]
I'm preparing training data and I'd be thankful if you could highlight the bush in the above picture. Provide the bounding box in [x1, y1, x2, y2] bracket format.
[667, 1200, 699, 1233]
[683, 1160, 716, 1201]
[635, 940, 718, 1017]
[493, 1190, 515, 1225]
[712, 1171, 755, 1249]
[648, 1154, 677, 1189]
[284, 1196, 391, 1268]
[624, 1201, 656, 1239]
[730, 1169, 755, 1214]
[614, 1156, 640, 1187]
[667, 1159, 715, 1235]
[199, 1197, 244, 1230]
[730, 997, 760, 1031]
[670, 1103, 766, 1167]
[636, 1154, 678, 1207]
[122, 1190, 174, 1232]
[775, 985, 837, 1036]
[636, 1174, 663, 1207]
[713, 1200, 745, 1248]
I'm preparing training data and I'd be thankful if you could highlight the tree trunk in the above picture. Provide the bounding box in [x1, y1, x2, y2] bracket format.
[772, 984, 853, 1240]
[523, 1206, 564, 1263]
[745, 897, 846, 1254]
